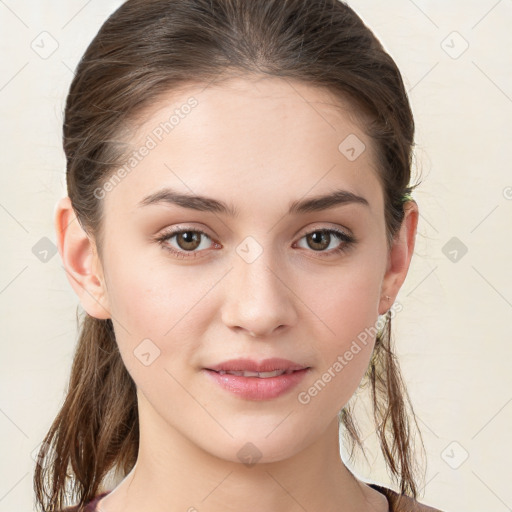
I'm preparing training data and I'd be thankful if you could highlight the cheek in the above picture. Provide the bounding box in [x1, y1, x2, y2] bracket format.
[105, 258, 217, 381]
[298, 257, 382, 342]
[294, 263, 382, 406]
[106, 254, 212, 336]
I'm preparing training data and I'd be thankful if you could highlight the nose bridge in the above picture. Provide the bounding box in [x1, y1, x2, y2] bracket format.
[221, 236, 297, 336]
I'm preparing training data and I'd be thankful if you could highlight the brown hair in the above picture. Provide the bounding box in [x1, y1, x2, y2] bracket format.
[35, 0, 425, 510]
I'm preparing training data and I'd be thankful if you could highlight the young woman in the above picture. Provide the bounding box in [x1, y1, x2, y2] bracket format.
[35, 1, 444, 511]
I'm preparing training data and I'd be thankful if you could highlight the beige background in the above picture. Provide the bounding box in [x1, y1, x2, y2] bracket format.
[1, 1, 511, 511]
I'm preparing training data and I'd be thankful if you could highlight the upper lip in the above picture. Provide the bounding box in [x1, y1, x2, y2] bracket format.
[206, 358, 309, 373]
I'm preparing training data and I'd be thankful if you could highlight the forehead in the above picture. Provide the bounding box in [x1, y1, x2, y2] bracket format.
[102, 75, 383, 220]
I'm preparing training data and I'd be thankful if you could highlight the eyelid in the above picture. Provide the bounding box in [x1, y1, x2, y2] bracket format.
[155, 224, 218, 246]
[295, 222, 353, 239]
[155, 224, 216, 241]
[155, 223, 356, 259]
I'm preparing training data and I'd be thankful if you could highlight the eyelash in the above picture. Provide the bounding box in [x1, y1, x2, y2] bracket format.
[154, 226, 356, 260]
[155, 228, 356, 259]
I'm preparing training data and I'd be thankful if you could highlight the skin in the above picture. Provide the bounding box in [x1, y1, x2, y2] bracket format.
[55, 75, 418, 512]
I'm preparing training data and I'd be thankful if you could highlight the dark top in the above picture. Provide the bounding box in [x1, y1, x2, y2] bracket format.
[61, 484, 444, 511]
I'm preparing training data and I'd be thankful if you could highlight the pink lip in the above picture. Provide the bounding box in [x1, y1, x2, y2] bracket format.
[205, 357, 308, 373]
[203, 368, 310, 400]
[203, 358, 311, 401]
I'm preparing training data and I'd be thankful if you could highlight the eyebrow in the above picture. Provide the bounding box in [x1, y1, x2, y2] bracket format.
[137, 187, 369, 216]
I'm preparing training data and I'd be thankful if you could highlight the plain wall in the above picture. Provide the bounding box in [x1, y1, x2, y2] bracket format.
[1, 1, 511, 511]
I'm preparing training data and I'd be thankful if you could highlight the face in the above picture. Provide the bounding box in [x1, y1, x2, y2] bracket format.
[68, 76, 411, 464]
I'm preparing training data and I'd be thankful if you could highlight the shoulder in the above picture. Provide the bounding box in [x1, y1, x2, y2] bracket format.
[370, 483, 444, 512]
[58, 491, 111, 512]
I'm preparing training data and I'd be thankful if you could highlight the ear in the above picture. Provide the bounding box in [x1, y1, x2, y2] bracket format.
[378, 200, 419, 315]
[54, 196, 111, 319]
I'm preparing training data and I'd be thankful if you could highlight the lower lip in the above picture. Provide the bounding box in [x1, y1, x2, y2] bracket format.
[203, 368, 310, 400]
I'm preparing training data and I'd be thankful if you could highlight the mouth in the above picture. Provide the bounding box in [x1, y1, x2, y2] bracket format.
[205, 357, 310, 375]
[206, 368, 307, 378]
[203, 366, 311, 400]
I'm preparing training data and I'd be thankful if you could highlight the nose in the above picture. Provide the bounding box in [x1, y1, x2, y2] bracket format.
[220, 248, 298, 338]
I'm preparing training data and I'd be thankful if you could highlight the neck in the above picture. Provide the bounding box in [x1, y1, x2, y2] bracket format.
[100, 391, 384, 512]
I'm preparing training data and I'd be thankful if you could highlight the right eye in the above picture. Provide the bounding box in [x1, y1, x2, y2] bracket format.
[155, 227, 220, 259]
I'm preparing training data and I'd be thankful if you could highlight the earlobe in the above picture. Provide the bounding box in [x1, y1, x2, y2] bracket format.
[54, 196, 111, 320]
[378, 201, 419, 316]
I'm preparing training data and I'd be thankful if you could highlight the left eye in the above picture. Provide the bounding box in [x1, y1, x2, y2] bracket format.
[155, 227, 355, 259]
[294, 229, 353, 253]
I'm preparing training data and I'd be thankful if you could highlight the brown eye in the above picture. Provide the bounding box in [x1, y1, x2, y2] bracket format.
[155, 227, 216, 259]
[295, 228, 356, 257]
[175, 231, 202, 251]
[305, 231, 331, 251]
